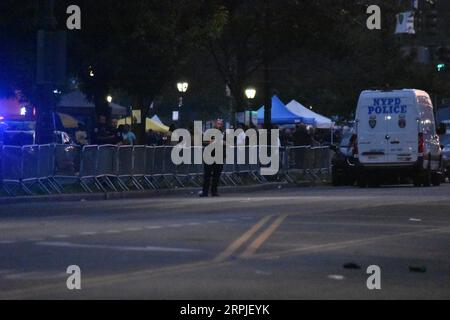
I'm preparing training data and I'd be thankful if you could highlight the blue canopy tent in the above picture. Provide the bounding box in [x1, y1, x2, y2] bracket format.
[257, 96, 315, 125]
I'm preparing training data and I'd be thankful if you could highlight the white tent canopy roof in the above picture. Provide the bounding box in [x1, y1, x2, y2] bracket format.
[58, 90, 95, 108]
[286, 100, 334, 129]
[57, 90, 128, 116]
[150, 114, 163, 124]
[109, 102, 128, 116]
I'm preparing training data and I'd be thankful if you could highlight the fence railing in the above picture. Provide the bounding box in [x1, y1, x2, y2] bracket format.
[0, 144, 333, 197]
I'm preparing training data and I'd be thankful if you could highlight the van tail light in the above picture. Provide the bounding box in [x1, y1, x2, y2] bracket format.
[418, 133, 424, 154]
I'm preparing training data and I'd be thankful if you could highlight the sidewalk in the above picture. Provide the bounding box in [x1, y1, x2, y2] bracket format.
[0, 182, 316, 205]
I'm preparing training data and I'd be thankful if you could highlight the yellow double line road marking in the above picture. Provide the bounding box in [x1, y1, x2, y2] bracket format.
[240, 214, 288, 259]
[214, 214, 288, 262]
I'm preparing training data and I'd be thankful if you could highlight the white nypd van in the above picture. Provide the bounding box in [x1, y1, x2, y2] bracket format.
[353, 89, 443, 187]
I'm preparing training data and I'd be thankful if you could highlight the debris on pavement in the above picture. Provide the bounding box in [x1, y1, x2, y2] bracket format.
[343, 263, 362, 270]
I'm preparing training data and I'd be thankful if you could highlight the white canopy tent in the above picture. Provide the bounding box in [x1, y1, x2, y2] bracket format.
[57, 90, 128, 117]
[57, 90, 95, 109]
[109, 102, 128, 117]
[286, 100, 334, 129]
[151, 115, 163, 124]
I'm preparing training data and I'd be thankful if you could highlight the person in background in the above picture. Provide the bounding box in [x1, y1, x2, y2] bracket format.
[93, 115, 116, 145]
[121, 124, 136, 145]
[200, 119, 226, 198]
[293, 124, 313, 146]
[116, 125, 125, 145]
[236, 123, 247, 146]
[75, 123, 89, 146]
[146, 129, 158, 146]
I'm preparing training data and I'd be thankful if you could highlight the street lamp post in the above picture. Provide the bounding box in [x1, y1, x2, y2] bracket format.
[176, 82, 189, 126]
[245, 88, 257, 126]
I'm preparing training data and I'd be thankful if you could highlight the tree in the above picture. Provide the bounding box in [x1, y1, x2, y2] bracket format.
[55, 0, 204, 142]
[0, 1, 39, 99]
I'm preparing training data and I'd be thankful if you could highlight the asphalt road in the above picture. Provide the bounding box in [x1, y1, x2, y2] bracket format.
[0, 184, 449, 300]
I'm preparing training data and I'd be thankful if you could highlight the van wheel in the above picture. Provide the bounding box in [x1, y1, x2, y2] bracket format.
[412, 174, 421, 187]
[357, 173, 367, 188]
[332, 170, 341, 186]
[431, 172, 441, 187]
[367, 173, 380, 188]
[344, 177, 356, 186]
[423, 169, 432, 187]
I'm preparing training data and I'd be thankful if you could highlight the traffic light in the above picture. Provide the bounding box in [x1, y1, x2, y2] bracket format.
[437, 47, 450, 61]
[436, 47, 450, 72]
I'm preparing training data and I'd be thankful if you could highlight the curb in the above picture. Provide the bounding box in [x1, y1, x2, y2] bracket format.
[0, 182, 316, 205]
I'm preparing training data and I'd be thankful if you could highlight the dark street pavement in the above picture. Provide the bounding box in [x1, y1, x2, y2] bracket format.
[0, 185, 449, 299]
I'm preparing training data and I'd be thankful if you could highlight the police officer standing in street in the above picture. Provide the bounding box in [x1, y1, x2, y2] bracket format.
[199, 119, 226, 197]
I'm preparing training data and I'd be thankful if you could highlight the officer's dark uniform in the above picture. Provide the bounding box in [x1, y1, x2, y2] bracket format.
[201, 127, 226, 197]
[202, 162, 223, 197]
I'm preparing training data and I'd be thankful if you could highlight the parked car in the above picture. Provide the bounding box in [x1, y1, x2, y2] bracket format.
[0, 128, 73, 146]
[330, 132, 357, 186]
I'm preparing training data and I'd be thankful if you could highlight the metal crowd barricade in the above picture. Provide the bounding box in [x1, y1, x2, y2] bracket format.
[133, 145, 155, 190]
[233, 146, 263, 184]
[278, 146, 294, 183]
[38, 144, 60, 194]
[284, 145, 332, 183]
[235, 145, 250, 175]
[97, 145, 121, 192]
[1, 146, 26, 195]
[173, 146, 199, 188]
[313, 146, 332, 180]
[163, 146, 183, 188]
[189, 146, 205, 186]
[145, 146, 161, 189]
[0, 142, 334, 198]
[22, 145, 51, 194]
[151, 146, 169, 187]
[249, 145, 266, 183]
[79, 145, 103, 192]
[53, 144, 85, 192]
[117, 145, 141, 190]
[222, 146, 237, 186]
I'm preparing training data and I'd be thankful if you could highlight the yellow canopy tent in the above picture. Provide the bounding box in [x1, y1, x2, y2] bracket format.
[117, 117, 133, 126]
[146, 117, 170, 133]
[56, 112, 80, 129]
[117, 117, 170, 133]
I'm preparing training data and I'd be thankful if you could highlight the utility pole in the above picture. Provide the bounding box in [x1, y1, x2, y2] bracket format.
[35, 0, 66, 144]
[263, 0, 272, 131]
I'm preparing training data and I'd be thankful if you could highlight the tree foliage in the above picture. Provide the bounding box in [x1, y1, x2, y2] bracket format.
[1, 0, 449, 126]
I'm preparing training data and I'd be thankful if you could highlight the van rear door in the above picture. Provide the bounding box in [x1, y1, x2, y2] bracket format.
[357, 98, 388, 164]
[385, 97, 418, 164]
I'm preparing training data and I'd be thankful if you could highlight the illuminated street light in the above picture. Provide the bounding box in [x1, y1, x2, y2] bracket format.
[245, 88, 257, 100]
[176, 82, 189, 123]
[107, 95, 113, 103]
[244, 88, 257, 126]
[177, 82, 189, 93]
